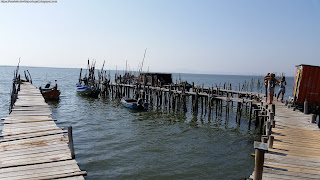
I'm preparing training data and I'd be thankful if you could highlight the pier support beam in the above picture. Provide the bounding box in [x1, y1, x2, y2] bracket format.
[68, 126, 75, 159]
[253, 141, 268, 180]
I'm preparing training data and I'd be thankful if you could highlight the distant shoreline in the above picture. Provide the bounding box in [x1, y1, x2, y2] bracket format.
[0, 65, 294, 77]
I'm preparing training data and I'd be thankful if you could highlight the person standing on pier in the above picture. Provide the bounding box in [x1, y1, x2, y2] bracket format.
[277, 76, 286, 102]
[264, 73, 279, 104]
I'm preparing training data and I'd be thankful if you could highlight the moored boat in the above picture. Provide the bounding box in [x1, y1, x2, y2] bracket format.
[121, 97, 148, 110]
[40, 80, 60, 100]
[76, 83, 100, 98]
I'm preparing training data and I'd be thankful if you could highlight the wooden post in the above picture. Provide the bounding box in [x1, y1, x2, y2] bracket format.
[272, 104, 275, 116]
[269, 112, 275, 128]
[231, 92, 233, 106]
[266, 121, 271, 137]
[253, 141, 268, 180]
[205, 95, 208, 115]
[164, 91, 167, 107]
[236, 102, 242, 125]
[208, 96, 212, 115]
[183, 93, 187, 112]
[248, 102, 253, 129]
[201, 96, 204, 114]
[255, 109, 259, 128]
[168, 87, 171, 110]
[220, 99, 223, 116]
[68, 126, 75, 159]
[260, 111, 265, 135]
[195, 90, 199, 113]
[268, 135, 274, 148]
[215, 99, 218, 117]
[150, 89, 153, 107]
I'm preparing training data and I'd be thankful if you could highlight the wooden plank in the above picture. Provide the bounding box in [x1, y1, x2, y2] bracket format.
[2, 123, 59, 133]
[3, 116, 54, 120]
[0, 159, 79, 174]
[2, 121, 56, 126]
[0, 151, 71, 168]
[0, 161, 86, 180]
[1, 127, 63, 137]
[2, 119, 57, 124]
[0, 143, 69, 159]
[0, 135, 69, 152]
[0, 130, 67, 142]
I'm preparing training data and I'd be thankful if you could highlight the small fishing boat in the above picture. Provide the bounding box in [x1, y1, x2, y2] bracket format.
[40, 81, 60, 100]
[121, 97, 148, 110]
[76, 83, 100, 98]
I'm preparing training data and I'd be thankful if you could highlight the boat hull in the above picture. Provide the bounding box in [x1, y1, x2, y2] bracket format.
[76, 84, 100, 98]
[121, 97, 148, 110]
[41, 89, 60, 100]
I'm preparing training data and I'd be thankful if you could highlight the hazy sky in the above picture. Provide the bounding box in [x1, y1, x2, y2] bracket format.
[0, 0, 319, 76]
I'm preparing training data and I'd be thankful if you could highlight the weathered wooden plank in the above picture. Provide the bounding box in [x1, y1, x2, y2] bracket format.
[0, 135, 69, 152]
[3, 116, 54, 121]
[1, 127, 63, 137]
[1, 130, 67, 142]
[0, 143, 69, 159]
[0, 159, 78, 174]
[2, 123, 59, 133]
[0, 161, 86, 180]
[0, 151, 71, 168]
[2, 119, 57, 124]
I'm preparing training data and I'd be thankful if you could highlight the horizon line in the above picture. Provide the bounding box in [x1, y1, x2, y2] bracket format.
[0, 64, 294, 77]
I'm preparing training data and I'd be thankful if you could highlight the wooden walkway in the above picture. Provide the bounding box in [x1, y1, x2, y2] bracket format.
[250, 101, 320, 179]
[0, 82, 87, 180]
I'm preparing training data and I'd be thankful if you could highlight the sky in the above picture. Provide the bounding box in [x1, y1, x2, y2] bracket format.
[0, 0, 319, 76]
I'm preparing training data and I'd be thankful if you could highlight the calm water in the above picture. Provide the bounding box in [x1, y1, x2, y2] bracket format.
[0, 66, 294, 180]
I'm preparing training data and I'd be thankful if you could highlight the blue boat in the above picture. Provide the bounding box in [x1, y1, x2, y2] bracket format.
[76, 83, 100, 98]
[121, 97, 148, 110]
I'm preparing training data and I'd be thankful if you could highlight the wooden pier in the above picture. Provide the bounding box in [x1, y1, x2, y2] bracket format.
[250, 101, 320, 180]
[0, 82, 87, 180]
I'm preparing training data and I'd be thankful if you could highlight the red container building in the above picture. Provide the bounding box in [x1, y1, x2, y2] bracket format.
[292, 64, 320, 107]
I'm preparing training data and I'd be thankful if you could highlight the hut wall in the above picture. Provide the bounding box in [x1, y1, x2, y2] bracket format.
[294, 65, 320, 106]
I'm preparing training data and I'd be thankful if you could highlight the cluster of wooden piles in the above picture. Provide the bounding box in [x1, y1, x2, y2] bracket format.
[100, 81, 266, 128]
[0, 82, 87, 180]
[249, 100, 320, 180]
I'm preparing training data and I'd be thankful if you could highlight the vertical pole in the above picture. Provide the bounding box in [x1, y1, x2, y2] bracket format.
[270, 112, 275, 128]
[68, 126, 75, 159]
[272, 104, 275, 116]
[268, 136, 274, 148]
[253, 148, 266, 180]
[266, 121, 271, 137]
[248, 102, 253, 129]
[255, 110, 259, 128]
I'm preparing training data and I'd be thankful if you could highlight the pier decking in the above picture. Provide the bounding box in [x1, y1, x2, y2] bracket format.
[0, 82, 86, 180]
[250, 101, 320, 179]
